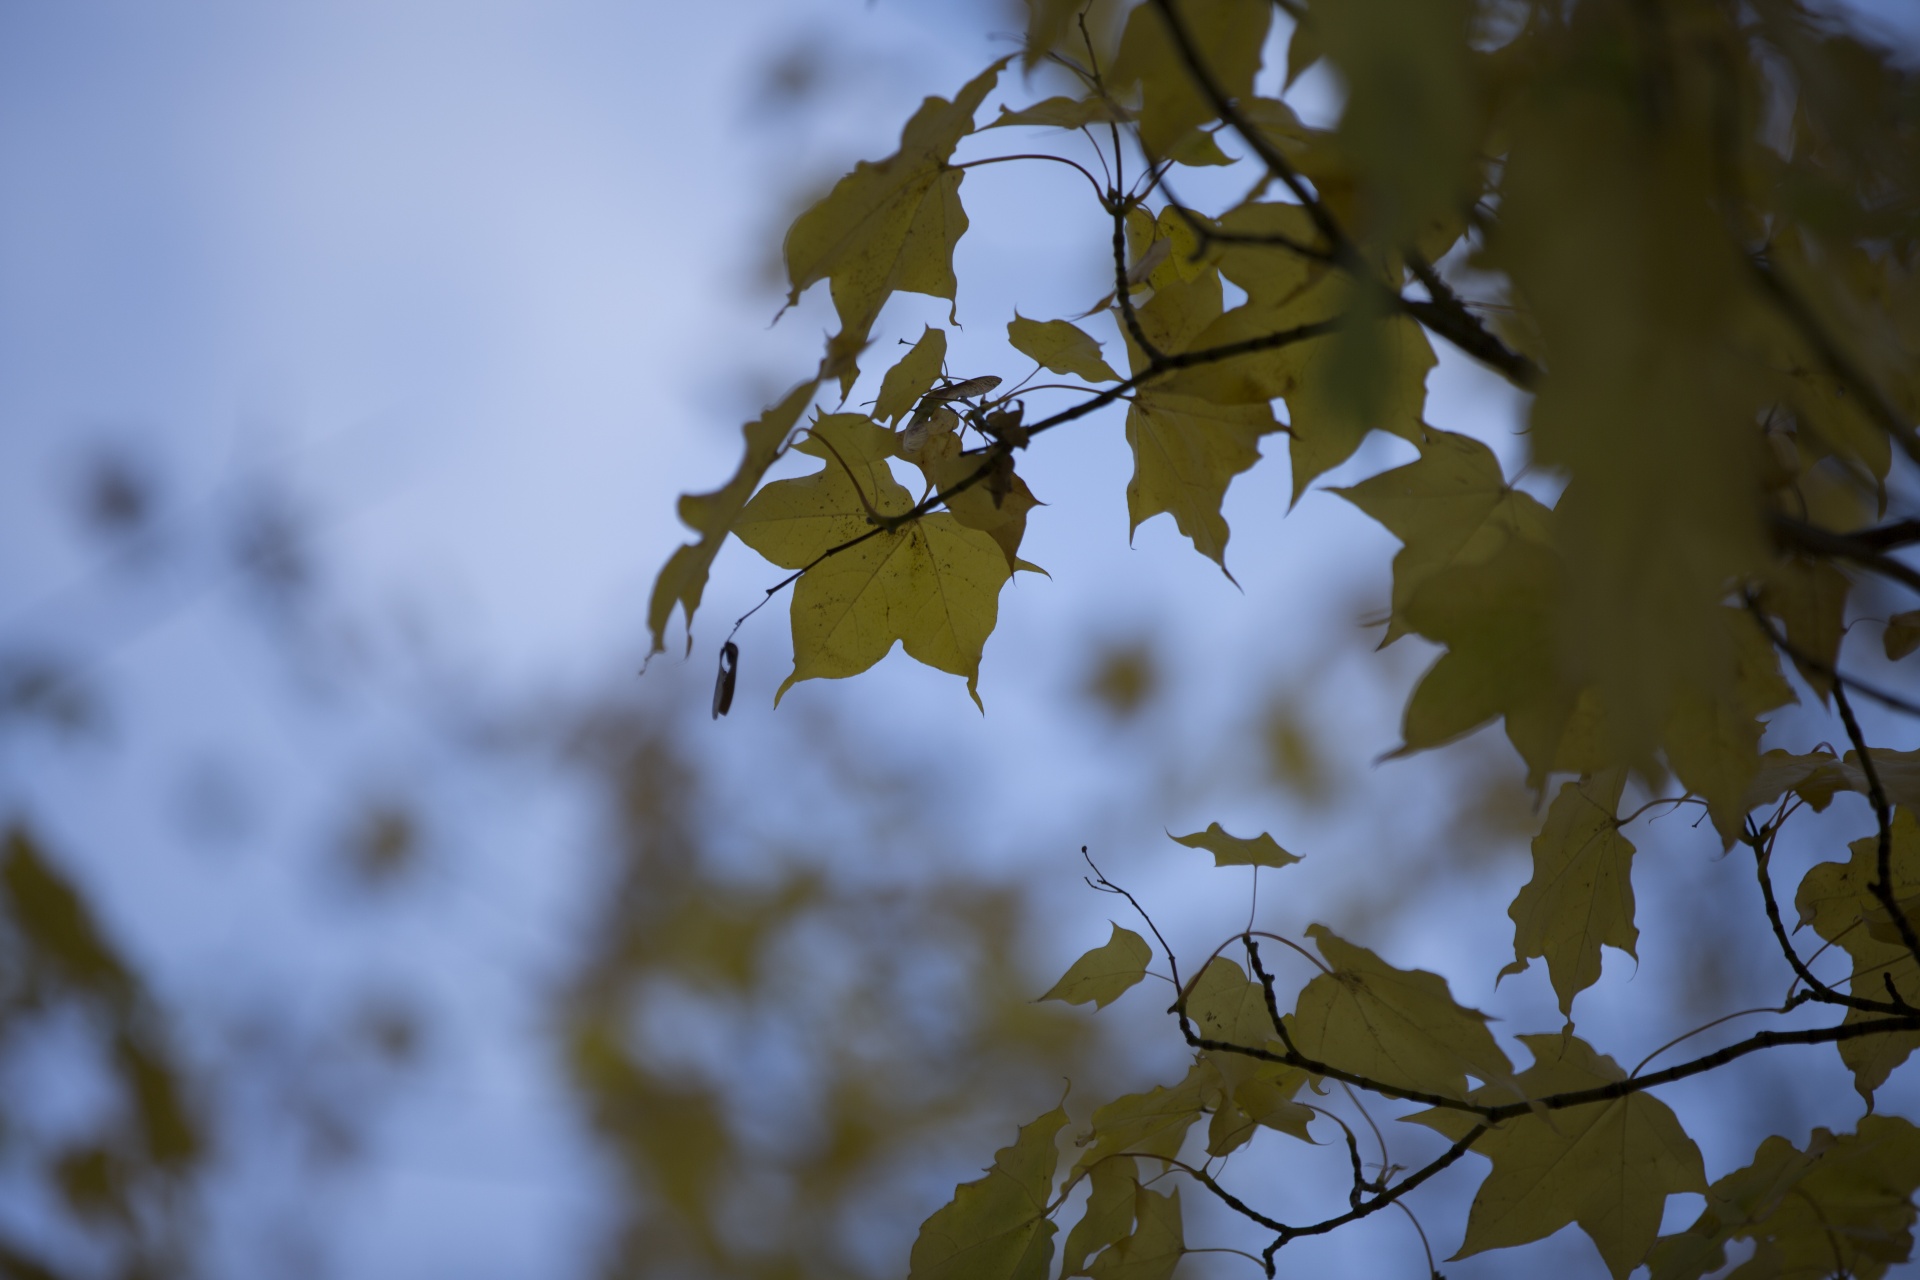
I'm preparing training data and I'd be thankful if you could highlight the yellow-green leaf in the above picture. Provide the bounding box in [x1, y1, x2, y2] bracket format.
[1335, 429, 1552, 645]
[1887, 610, 1920, 662]
[1290, 924, 1514, 1102]
[917, 443, 1042, 572]
[1085, 1185, 1183, 1280]
[1061, 1156, 1136, 1278]
[647, 380, 818, 655]
[784, 59, 1008, 344]
[1073, 1064, 1210, 1177]
[1410, 1033, 1706, 1280]
[987, 96, 1128, 131]
[1284, 307, 1435, 502]
[1168, 823, 1299, 870]
[909, 1104, 1070, 1280]
[1109, 0, 1271, 158]
[1009, 314, 1120, 383]
[732, 413, 1012, 707]
[1795, 808, 1920, 1103]
[1187, 958, 1315, 1152]
[1125, 390, 1278, 574]
[1647, 1118, 1920, 1280]
[1500, 769, 1637, 1017]
[1040, 924, 1152, 1009]
[876, 327, 949, 425]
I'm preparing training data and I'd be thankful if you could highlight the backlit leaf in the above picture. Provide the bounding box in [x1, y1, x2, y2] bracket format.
[1500, 769, 1637, 1017]
[1085, 1185, 1183, 1280]
[1168, 823, 1299, 870]
[1411, 1033, 1706, 1280]
[1062, 1155, 1136, 1277]
[1008, 314, 1120, 383]
[1290, 925, 1514, 1103]
[909, 1104, 1070, 1280]
[1041, 924, 1152, 1010]
[1073, 1064, 1210, 1177]
[876, 327, 949, 425]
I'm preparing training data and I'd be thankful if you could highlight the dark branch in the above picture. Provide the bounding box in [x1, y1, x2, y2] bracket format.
[1744, 817, 1908, 1015]
[1832, 683, 1920, 972]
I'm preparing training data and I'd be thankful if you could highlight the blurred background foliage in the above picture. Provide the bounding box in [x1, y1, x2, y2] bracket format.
[3, 2, 1918, 1278]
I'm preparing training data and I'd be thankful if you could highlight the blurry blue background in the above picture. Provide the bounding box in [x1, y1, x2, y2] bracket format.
[2, 3, 1918, 1278]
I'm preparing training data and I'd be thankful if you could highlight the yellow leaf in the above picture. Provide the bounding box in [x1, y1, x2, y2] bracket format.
[647, 380, 817, 655]
[1073, 1064, 1210, 1177]
[1757, 555, 1851, 698]
[1213, 201, 1329, 307]
[1124, 390, 1278, 574]
[1040, 924, 1152, 1010]
[1648, 1118, 1920, 1280]
[1410, 1033, 1706, 1280]
[1500, 769, 1637, 1017]
[1085, 1185, 1183, 1280]
[1186, 958, 1315, 1152]
[1335, 428, 1552, 645]
[909, 1104, 1069, 1280]
[1168, 823, 1299, 870]
[875, 327, 949, 425]
[1398, 537, 1580, 786]
[917, 448, 1042, 572]
[1109, 0, 1271, 159]
[1283, 304, 1435, 502]
[1795, 808, 1920, 1103]
[1290, 925, 1514, 1102]
[987, 96, 1128, 131]
[784, 59, 1008, 343]
[732, 413, 1012, 708]
[1008, 314, 1120, 383]
[1062, 1156, 1136, 1278]
[1661, 608, 1796, 846]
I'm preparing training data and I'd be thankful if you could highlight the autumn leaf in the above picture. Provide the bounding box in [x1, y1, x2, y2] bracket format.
[1411, 1033, 1707, 1280]
[1290, 925, 1514, 1102]
[1186, 958, 1314, 1152]
[1794, 808, 1920, 1103]
[1041, 924, 1152, 1010]
[1647, 1118, 1920, 1280]
[1109, 0, 1271, 158]
[1500, 770, 1637, 1017]
[1062, 1156, 1137, 1277]
[1168, 823, 1299, 870]
[784, 58, 1009, 353]
[987, 96, 1129, 132]
[1008, 314, 1120, 383]
[1125, 391, 1278, 574]
[1073, 1064, 1210, 1177]
[1085, 1185, 1183, 1280]
[647, 380, 818, 656]
[731, 413, 1012, 707]
[909, 1104, 1069, 1280]
[1283, 305, 1435, 502]
[1335, 428, 1552, 645]
[876, 327, 949, 425]
[1887, 610, 1920, 662]
[916, 442, 1042, 572]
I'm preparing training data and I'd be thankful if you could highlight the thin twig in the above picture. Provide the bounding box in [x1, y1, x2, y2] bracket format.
[1832, 682, 1920, 970]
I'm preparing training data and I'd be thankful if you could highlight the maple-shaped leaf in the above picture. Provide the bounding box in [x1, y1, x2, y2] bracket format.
[1073, 1063, 1211, 1177]
[1125, 391, 1278, 574]
[1756, 555, 1851, 698]
[1040, 924, 1152, 1009]
[1168, 823, 1299, 870]
[1008, 314, 1120, 383]
[1335, 429, 1552, 645]
[784, 58, 1009, 350]
[1661, 607, 1797, 846]
[1283, 303, 1436, 503]
[1212, 201, 1330, 308]
[1061, 1155, 1136, 1278]
[648, 380, 818, 655]
[1109, 0, 1271, 158]
[1398, 536, 1579, 787]
[1411, 1033, 1706, 1280]
[909, 1104, 1069, 1280]
[732, 413, 1011, 708]
[1290, 925, 1514, 1102]
[914, 436, 1042, 572]
[1794, 807, 1920, 1103]
[1085, 1185, 1183, 1280]
[1744, 747, 1851, 813]
[986, 96, 1129, 132]
[875, 327, 949, 424]
[1647, 1117, 1920, 1280]
[1501, 769, 1637, 1017]
[1186, 958, 1314, 1154]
